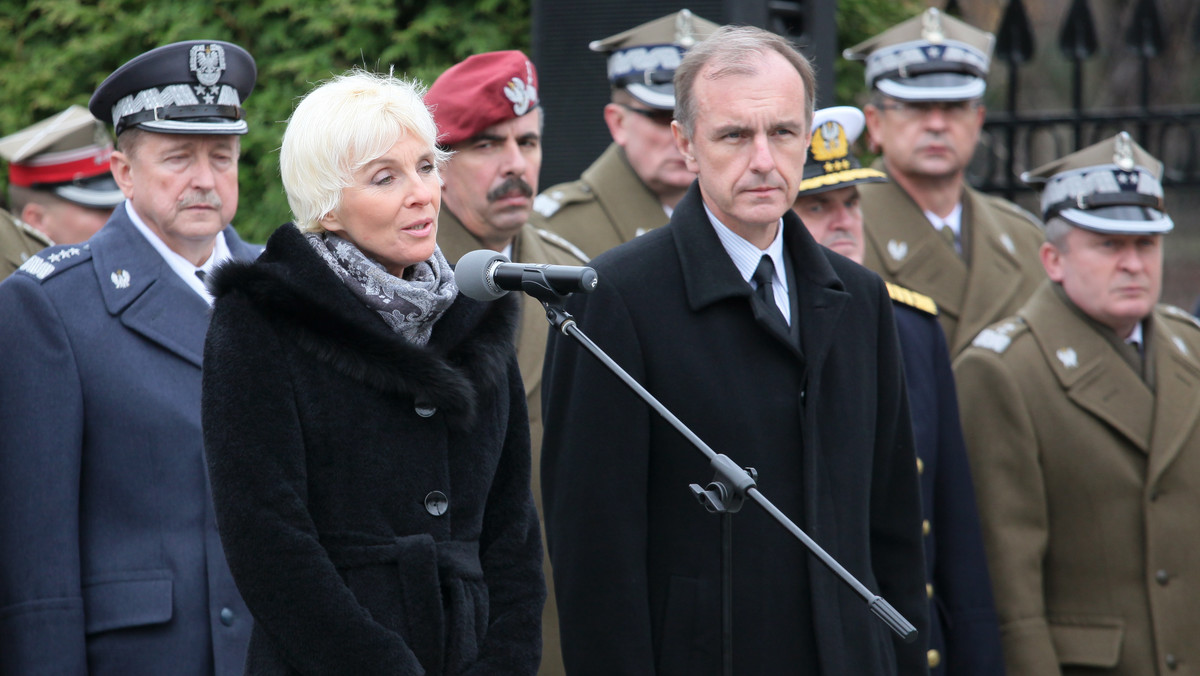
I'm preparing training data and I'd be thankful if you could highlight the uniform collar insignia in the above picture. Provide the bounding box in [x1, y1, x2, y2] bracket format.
[1173, 336, 1188, 355]
[111, 268, 131, 289]
[1056, 347, 1078, 369]
[887, 239, 908, 261]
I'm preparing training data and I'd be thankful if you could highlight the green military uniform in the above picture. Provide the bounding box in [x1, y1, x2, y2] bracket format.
[955, 283, 1200, 674]
[0, 209, 52, 280]
[532, 143, 669, 260]
[860, 177, 1044, 356]
[437, 208, 586, 676]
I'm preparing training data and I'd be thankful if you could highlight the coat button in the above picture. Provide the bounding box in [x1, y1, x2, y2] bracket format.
[1156, 569, 1170, 586]
[926, 583, 934, 599]
[916, 457, 924, 475]
[219, 607, 234, 626]
[414, 400, 437, 417]
[424, 491, 448, 516]
[922, 519, 931, 536]
[1166, 653, 1179, 670]
[927, 649, 941, 668]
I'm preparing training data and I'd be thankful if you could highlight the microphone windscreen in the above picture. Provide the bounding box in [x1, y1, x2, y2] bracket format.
[455, 249, 510, 301]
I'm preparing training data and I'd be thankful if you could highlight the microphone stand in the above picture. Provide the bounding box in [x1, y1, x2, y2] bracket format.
[521, 274, 918, 676]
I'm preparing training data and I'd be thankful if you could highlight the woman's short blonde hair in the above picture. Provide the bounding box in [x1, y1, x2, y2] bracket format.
[281, 69, 449, 232]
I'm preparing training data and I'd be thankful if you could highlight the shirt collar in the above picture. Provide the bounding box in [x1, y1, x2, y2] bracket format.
[124, 201, 230, 306]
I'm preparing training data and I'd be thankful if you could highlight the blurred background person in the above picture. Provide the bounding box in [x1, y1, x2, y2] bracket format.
[794, 105, 1004, 676]
[956, 133, 1200, 675]
[0, 40, 259, 674]
[0, 105, 124, 246]
[425, 49, 586, 676]
[532, 10, 717, 258]
[202, 69, 544, 675]
[847, 8, 1044, 356]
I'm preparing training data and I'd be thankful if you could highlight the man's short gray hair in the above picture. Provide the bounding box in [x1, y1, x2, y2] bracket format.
[673, 25, 817, 139]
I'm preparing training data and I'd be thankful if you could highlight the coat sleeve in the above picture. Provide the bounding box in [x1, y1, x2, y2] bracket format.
[927, 325, 1005, 675]
[954, 347, 1059, 674]
[0, 275, 89, 674]
[540, 281, 658, 674]
[464, 355, 546, 675]
[867, 281, 932, 675]
[202, 292, 424, 675]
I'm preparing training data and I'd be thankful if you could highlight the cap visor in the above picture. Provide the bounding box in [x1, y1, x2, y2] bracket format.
[1060, 206, 1174, 234]
[876, 73, 985, 102]
[625, 83, 675, 110]
[135, 118, 248, 135]
[54, 175, 125, 208]
[798, 169, 887, 196]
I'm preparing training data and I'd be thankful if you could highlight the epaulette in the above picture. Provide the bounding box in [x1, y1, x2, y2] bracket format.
[16, 243, 92, 282]
[970, 317, 1027, 354]
[886, 282, 937, 316]
[986, 194, 1043, 230]
[534, 227, 590, 264]
[1160, 304, 1200, 332]
[8, 214, 54, 248]
[532, 182, 595, 219]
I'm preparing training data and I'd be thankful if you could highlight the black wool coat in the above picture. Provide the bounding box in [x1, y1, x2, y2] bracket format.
[201, 224, 545, 675]
[541, 184, 930, 675]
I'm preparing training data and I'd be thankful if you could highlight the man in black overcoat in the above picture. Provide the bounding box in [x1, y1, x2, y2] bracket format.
[541, 25, 929, 676]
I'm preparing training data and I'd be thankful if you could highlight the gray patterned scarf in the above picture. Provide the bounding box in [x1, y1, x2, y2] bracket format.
[304, 230, 458, 346]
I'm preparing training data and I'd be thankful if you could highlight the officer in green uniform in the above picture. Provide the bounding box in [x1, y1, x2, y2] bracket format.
[955, 133, 1200, 675]
[846, 8, 1045, 356]
[0, 105, 124, 247]
[426, 50, 587, 676]
[532, 10, 717, 259]
[0, 209, 51, 280]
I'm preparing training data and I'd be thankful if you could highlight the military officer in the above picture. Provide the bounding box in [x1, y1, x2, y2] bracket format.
[794, 106, 1004, 676]
[0, 41, 261, 674]
[0, 105, 125, 246]
[846, 7, 1045, 356]
[425, 50, 586, 676]
[0, 208, 51, 279]
[532, 10, 718, 258]
[955, 132, 1200, 675]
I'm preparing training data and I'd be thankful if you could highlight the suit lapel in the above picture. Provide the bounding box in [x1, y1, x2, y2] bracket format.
[860, 180, 967, 319]
[673, 185, 846, 361]
[955, 188, 1031, 354]
[1024, 285, 1153, 451]
[1147, 312, 1200, 484]
[91, 211, 234, 368]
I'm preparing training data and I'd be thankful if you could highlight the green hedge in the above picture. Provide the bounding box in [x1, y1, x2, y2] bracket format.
[1, 0, 923, 244]
[0, 0, 532, 243]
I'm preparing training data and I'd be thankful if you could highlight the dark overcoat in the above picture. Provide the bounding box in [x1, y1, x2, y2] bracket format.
[201, 224, 545, 675]
[541, 184, 929, 675]
[0, 206, 259, 674]
[893, 302, 1004, 675]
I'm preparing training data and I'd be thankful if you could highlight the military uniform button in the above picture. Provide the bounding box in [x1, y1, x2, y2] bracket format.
[1166, 653, 1179, 670]
[219, 607, 235, 626]
[922, 519, 931, 536]
[927, 649, 941, 668]
[424, 491, 448, 516]
[1156, 569, 1170, 586]
[916, 457, 924, 474]
[926, 583, 934, 599]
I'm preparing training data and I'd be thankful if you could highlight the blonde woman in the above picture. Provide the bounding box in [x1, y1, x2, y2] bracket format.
[201, 70, 543, 675]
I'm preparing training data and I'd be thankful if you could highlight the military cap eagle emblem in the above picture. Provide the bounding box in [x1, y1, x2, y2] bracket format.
[190, 44, 227, 87]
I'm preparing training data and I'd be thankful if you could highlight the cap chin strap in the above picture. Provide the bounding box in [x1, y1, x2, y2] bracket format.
[611, 69, 675, 88]
[871, 60, 985, 88]
[116, 104, 243, 136]
[1044, 191, 1163, 221]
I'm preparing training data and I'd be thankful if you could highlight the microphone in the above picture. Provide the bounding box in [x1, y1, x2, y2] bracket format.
[456, 249, 599, 301]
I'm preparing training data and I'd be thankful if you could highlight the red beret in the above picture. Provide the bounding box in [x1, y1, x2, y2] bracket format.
[426, 50, 539, 148]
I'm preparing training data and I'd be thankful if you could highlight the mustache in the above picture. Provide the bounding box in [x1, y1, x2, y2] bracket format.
[178, 191, 223, 209]
[487, 176, 533, 203]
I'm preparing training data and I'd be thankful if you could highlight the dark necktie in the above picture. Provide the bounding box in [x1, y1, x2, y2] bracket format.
[753, 255, 785, 325]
